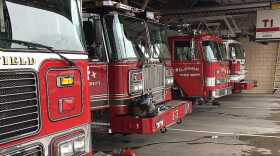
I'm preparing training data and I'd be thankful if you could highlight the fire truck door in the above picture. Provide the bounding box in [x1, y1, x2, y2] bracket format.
[172, 40, 204, 97]
[83, 15, 109, 110]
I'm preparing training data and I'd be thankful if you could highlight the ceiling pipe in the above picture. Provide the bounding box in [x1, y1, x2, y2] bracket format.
[163, 2, 271, 16]
[142, 0, 150, 10]
[189, 0, 199, 9]
[122, 0, 128, 5]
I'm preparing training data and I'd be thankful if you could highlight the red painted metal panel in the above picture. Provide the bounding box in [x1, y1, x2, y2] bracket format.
[1, 59, 91, 149]
[229, 61, 241, 75]
[109, 100, 191, 134]
[47, 68, 83, 121]
[88, 63, 108, 101]
[169, 35, 231, 100]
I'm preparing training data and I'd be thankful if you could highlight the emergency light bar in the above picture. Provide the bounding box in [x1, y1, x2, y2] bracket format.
[95, 1, 159, 21]
[98, 0, 144, 13]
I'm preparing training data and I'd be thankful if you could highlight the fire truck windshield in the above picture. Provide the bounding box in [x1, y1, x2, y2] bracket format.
[218, 43, 228, 61]
[229, 43, 245, 59]
[147, 22, 171, 61]
[203, 41, 224, 62]
[104, 13, 148, 61]
[0, 0, 85, 52]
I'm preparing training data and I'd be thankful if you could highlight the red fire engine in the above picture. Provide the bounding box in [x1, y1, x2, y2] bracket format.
[83, 1, 192, 134]
[224, 39, 257, 93]
[168, 34, 232, 104]
[0, 0, 92, 156]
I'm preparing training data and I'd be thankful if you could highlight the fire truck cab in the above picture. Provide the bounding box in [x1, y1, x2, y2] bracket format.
[0, 0, 92, 156]
[83, 1, 192, 134]
[224, 39, 257, 93]
[168, 34, 232, 104]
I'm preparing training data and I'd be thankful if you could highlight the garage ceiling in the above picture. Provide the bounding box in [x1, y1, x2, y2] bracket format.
[82, 0, 274, 38]
[127, 0, 271, 11]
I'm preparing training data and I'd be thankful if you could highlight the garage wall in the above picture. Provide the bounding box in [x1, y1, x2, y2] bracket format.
[241, 38, 278, 94]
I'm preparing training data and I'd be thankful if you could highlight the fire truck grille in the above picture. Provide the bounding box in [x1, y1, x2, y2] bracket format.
[2, 144, 43, 156]
[0, 70, 40, 144]
[152, 90, 165, 104]
[143, 64, 165, 102]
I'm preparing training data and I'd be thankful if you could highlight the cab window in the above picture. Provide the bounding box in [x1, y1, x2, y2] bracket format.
[174, 40, 199, 61]
[83, 16, 107, 62]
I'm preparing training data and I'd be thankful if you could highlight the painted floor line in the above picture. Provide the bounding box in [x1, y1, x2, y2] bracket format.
[228, 107, 280, 110]
[168, 128, 280, 139]
[193, 106, 280, 110]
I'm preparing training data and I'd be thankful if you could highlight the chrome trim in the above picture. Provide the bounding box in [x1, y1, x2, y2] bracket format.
[0, 112, 38, 121]
[210, 87, 233, 98]
[2, 143, 44, 156]
[128, 70, 144, 95]
[1, 124, 91, 156]
[0, 118, 38, 128]
[0, 91, 36, 97]
[45, 67, 84, 122]
[0, 77, 35, 82]
[0, 84, 35, 90]
[90, 105, 110, 110]
[1, 125, 38, 136]
[109, 93, 129, 96]
[54, 133, 86, 156]
[90, 99, 108, 102]
[0, 105, 37, 113]
[90, 94, 109, 99]
[91, 122, 110, 126]
[142, 64, 165, 92]
[0, 69, 41, 145]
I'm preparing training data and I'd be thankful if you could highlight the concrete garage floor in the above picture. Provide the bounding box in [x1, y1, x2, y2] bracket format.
[92, 94, 280, 156]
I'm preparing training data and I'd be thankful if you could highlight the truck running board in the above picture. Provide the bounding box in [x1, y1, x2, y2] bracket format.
[109, 100, 192, 134]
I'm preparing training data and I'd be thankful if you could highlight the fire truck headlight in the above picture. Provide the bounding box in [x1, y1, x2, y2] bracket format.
[165, 68, 174, 87]
[58, 137, 86, 156]
[54, 131, 87, 156]
[216, 79, 221, 85]
[129, 70, 143, 94]
[131, 83, 143, 93]
[138, 84, 143, 90]
[206, 77, 215, 87]
[59, 141, 74, 156]
[165, 67, 174, 87]
[74, 136, 86, 153]
[216, 69, 221, 74]
[165, 77, 174, 86]
[74, 137, 85, 153]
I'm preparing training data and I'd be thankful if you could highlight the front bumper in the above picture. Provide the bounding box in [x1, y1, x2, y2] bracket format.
[229, 74, 245, 82]
[0, 124, 92, 156]
[109, 100, 192, 134]
[233, 80, 257, 92]
[210, 87, 232, 98]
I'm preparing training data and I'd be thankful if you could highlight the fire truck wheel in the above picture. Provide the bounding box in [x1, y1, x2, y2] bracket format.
[172, 87, 185, 100]
[122, 133, 130, 136]
[160, 127, 167, 133]
[176, 118, 183, 124]
[192, 97, 204, 105]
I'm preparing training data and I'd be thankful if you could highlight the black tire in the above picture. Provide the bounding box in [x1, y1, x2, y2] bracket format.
[192, 97, 205, 105]
[172, 87, 185, 100]
[176, 118, 183, 124]
[160, 127, 167, 133]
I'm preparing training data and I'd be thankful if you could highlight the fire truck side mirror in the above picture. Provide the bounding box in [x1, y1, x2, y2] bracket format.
[83, 21, 94, 46]
[191, 39, 196, 60]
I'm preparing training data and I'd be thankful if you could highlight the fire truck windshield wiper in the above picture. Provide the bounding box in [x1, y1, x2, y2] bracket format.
[0, 39, 75, 66]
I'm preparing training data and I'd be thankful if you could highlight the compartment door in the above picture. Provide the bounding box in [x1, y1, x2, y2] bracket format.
[83, 15, 109, 110]
[172, 40, 204, 97]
